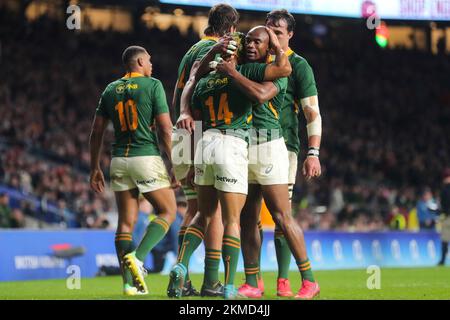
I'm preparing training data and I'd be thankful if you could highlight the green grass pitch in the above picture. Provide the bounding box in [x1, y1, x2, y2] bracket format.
[0, 267, 449, 300]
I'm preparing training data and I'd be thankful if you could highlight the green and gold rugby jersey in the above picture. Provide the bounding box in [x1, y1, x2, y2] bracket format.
[279, 49, 318, 154]
[173, 36, 218, 121]
[96, 72, 169, 157]
[191, 62, 267, 140]
[251, 76, 288, 142]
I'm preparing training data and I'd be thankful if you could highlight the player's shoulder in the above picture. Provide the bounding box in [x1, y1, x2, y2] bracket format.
[189, 38, 216, 53]
[102, 78, 123, 96]
[148, 76, 163, 85]
[289, 51, 312, 68]
[134, 76, 163, 88]
[289, 51, 315, 80]
[199, 37, 218, 46]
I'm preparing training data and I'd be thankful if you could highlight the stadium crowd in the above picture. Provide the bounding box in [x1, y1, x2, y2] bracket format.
[0, 9, 449, 231]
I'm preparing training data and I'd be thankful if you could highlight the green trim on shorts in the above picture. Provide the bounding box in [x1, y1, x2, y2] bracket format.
[182, 185, 197, 200]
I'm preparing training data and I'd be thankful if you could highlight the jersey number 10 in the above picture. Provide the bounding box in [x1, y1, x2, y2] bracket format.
[115, 100, 138, 132]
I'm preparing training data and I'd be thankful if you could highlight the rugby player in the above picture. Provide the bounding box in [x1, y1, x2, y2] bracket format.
[168, 29, 291, 299]
[171, 3, 239, 296]
[265, 9, 322, 298]
[89, 46, 178, 295]
[236, 23, 321, 299]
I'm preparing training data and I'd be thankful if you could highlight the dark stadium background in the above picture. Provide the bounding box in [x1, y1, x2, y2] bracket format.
[0, 0, 449, 285]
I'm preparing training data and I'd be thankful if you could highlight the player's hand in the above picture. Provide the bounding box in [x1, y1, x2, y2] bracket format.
[216, 57, 237, 77]
[169, 169, 181, 190]
[213, 35, 237, 57]
[265, 27, 281, 52]
[176, 112, 195, 134]
[302, 156, 321, 181]
[186, 166, 196, 189]
[90, 168, 105, 193]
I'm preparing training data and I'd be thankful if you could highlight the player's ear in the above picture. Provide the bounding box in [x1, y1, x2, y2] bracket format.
[288, 31, 293, 40]
[136, 56, 144, 67]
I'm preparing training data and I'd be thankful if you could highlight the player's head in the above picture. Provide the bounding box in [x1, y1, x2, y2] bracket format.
[122, 46, 152, 77]
[245, 26, 270, 63]
[204, 3, 239, 37]
[420, 187, 433, 200]
[265, 9, 295, 50]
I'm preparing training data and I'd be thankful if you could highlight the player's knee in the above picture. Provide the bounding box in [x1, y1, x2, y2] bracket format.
[223, 217, 240, 228]
[271, 210, 290, 227]
[159, 203, 177, 225]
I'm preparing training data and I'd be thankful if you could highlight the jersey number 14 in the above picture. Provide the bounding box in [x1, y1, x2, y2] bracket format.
[205, 93, 233, 127]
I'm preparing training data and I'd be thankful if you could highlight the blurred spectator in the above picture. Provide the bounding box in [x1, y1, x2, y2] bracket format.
[417, 188, 439, 230]
[0, 192, 12, 228]
[389, 206, 407, 230]
[10, 208, 26, 228]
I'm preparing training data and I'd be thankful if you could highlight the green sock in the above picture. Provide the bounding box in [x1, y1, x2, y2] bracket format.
[297, 258, 315, 282]
[275, 226, 291, 279]
[135, 217, 170, 262]
[244, 262, 259, 288]
[204, 248, 221, 286]
[178, 225, 204, 269]
[257, 221, 263, 281]
[222, 235, 240, 286]
[177, 226, 190, 281]
[115, 232, 134, 286]
[178, 226, 188, 255]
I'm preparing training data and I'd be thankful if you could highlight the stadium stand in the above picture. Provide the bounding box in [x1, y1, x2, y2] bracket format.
[1, 8, 449, 231]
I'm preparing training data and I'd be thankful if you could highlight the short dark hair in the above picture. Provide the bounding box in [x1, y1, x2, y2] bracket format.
[122, 45, 147, 68]
[266, 9, 296, 33]
[204, 3, 239, 37]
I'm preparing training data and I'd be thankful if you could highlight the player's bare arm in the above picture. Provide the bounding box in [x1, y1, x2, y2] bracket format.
[177, 61, 199, 133]
[155, 113, 180, 189]
[177, 36, 236, 132]
[216, 58, 278, 103]
[89, 114, 109, 193]
[300, 95, 322, 180]
[184, 108, 202, 190]
[195, 35, 236, 79]
[264, 27, 292, 80]
[171, 79, 179, 120]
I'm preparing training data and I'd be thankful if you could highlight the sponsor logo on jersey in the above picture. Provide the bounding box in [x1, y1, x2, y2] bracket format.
[126, 84, 138, 90]
[195, 167, 204, 175]
[116, 83, 138, 94]
[206, 77, 228, 89]
[136, 178, 157, 185]
[215, 175, 237, 184]
[116, 84, 125, 94]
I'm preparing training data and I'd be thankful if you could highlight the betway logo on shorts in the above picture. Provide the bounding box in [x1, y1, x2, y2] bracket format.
[215, 175, 237, 184]
[136, 178, 156, 185]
